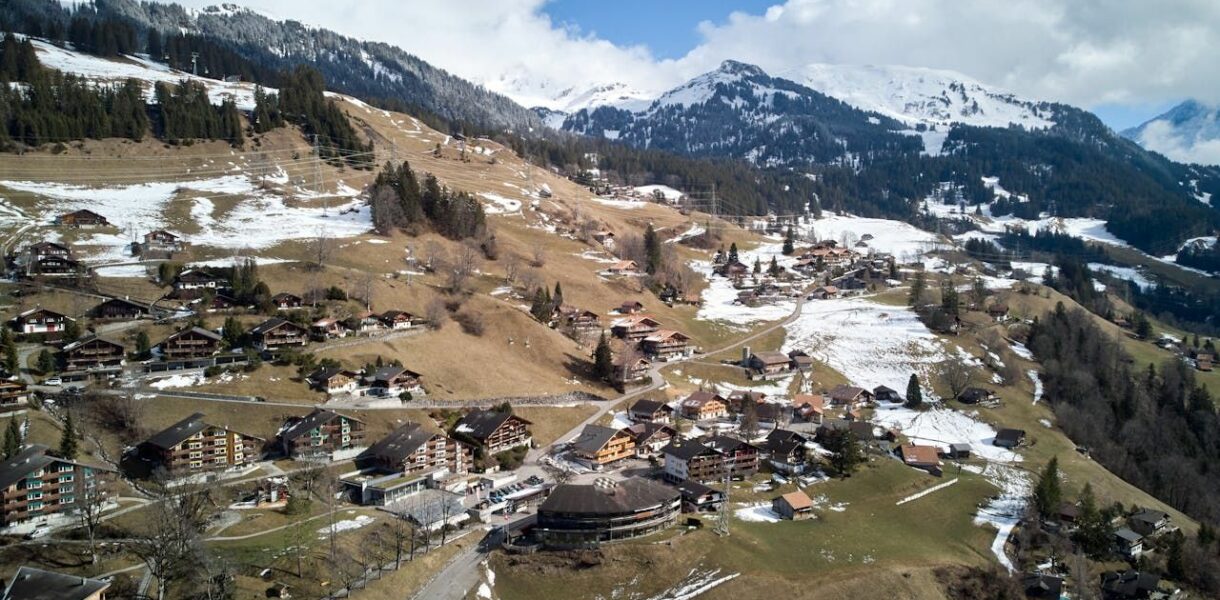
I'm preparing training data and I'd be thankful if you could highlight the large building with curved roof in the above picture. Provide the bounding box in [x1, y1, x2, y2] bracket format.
[535, 477, 681, 548]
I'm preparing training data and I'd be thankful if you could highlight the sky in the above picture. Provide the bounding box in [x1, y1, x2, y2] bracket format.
[153, 0, 1220, 132]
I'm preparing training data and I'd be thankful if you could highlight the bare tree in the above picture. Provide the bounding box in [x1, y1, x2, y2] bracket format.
[503, 252, 521, 285]
[518, 268, 543, 295]
[530, 243, 547, 268]
[424, 240, 446, 272]
[425, 299, 448, 330]
[448, 243, 480, 294]
[938, 358, 975, 401]
[85, 393, 147, 446]
[309, 226, 333, 270]
[130, 480, 216, 600]
[77, 476, 108, 565]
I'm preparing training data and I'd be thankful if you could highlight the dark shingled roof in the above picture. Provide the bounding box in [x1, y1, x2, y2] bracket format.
[675, 479, 720, 499]
[3, 566, 110, 600]
[0, 445, 55, 491]
[660, 440, 719, 461]
[250, 317, 305, 335]
[279, 409, 362, 442]
[361, 423, 439, 464]
[143, 413, 209, 450]
[628, 399, 670, 416]
[539, 478, 679, 516]
[572, 425, 628, 454]
[165, 326, 222, 343]
[452, 410, 532, 441]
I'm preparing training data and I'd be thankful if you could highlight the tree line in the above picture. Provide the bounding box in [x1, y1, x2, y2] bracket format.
[370, 159, 487, 241]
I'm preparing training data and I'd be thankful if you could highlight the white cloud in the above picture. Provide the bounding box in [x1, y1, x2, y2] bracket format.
[155, 0, 1220, 110]
[1132, 119, 1220, 166]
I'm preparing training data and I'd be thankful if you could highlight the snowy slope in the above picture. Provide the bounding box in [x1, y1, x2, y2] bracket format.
[1123, 100, 1220, 166]
[26, 36, 267, 110]
[797, 63, 1055, 130]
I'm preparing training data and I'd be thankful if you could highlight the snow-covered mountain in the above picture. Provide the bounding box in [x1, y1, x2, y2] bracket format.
[796, 64, 1057, 130]
[1122, 100, 1220, 166]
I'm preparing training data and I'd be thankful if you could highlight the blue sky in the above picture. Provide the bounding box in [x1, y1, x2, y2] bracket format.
[543, 0, 777, 60]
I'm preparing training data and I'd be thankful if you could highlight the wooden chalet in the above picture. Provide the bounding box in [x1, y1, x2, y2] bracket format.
[788, 349, 814, 371]
[173, 269, 227, 292]
[311, 317, 351, 339]
[627, 422, 677, 457]
[367, 365, 424, 396]
[138, 413, 262, 473]
[57, 209, 109, 228]
[249, 318, 309, 351]
[993, 428, 1026, 449]
[1, 566, 111, 600]
[773, 490, 815, 520]
[791, 394, 825, 424]
[612, 356, 652, 386]
[744, 350, 791, 377]
[451, 409, 533, 456]
[353, 311, 386, 334]
[356, 422, 471, 478]
[618, 301, 645, 314]
[704, 435, 760, 478]
[89, 297, 150, 321]
[278, 409, 366, 461]
[873, 385, 903, 403]
[271, 293, 304, 310]
[610, 315, 661, 342]
[899, 444, 942, 476]
[827, 384, 874, 407]
[159, 327, 222, 359]
[138, 230, 185, 258]
[627, 399, 673, 424]
[661, 440, 724, 483]
[725, 390, 767, 414]
[555, 305, 601, 334]
[9, 308, 73, 335]
[679, 390, 728, 421]
[987, 303, 1010, 319]
[641, 329, 691, 360]
[571, 425, 635, 466]
[62, 335, 125, 372]
[606, 260, 639, 275]
[763, 430, 812, 475]
[206, 294, 239, 312]
[307, 367, 362, 395]
[25, 253, 83, 278]
[0, 381, 30, 408]
[958, 387, 997, 405]
[380, 310, 422, 330]
[715, 260, 749, 278]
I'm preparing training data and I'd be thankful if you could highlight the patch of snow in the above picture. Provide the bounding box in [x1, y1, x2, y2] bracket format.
[872, 403, 1020, 463]
[479, 193, 523, 215]
[317, 514, 374, 538]
[895, 478, 958, 505]
[734, 502, 781, 523]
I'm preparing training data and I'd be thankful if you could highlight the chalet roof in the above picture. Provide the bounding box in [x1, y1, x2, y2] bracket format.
[370, 365, 423, 383]
[12, 307, 72, 322]
[250, 317, 306, 336]
[272, 292, 302, 302]
[959, 387, 993, 402]
[750, 351, 790, 365]
[362, 423, 442, 464]
[643, 329, 689, 343]
[778, 490, 813, 511]
[144, 229, 179, 240]
[675, 478, 720, 499]
[176, 269, 223, 282]
[765, 436, 804, 457]
[874, 385, 898, 395]
[143, 413, 209, 449]
[453, 410, 531, 441]
[91, 297, 150, 314]
[626, 422, 675, 444]
[62, 334, 125, 353]
[704, 435, 758, 455]
[628, 399, 672, 416]
[61, 209, 106, 219]
[1100, 570, 1159, 598]
[538, 478, 678, 516]
[279, 409, 362, 442]
[1130, 508, 1169, 525]
[994, 428, 1026, 445]
[165, 326, 222, 343]
[1114, 527, 1144, 543]
[792, 394, 825, 413]
[660, 440, 718, 461]
[1020, 573, 1063, 598]
[28, 241, 70, 253]
[571, 425, 628, 455]
[307, 366, 356, 383]
[828, 384, 869, 402]
[0, 445, 55, 491]
[3, 566, 110, 600]
[900, 444, 940, 466]
[380, 309, 418, 321]
[609, 260, 638, 271]
[610, 315, 661, 329]
[682, 390, 725, 408]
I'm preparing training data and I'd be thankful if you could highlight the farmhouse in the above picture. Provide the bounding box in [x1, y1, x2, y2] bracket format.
[138, 413, 262, 474]
[9, 308, 73, 335]
[626, 422, 677, 457]
[679, 390, 728, 421]
[958, 387, 997, 405]
[173, 269, 227, 292]
[380, 310, 423, 330]
[899, 444, 942, 476]
[0, 445, 113, 529]
[277, 409, 366, 461]
[606, 260, 639, 275]
[571, 425, 635, 466]
[555, 305, 601, 333]
[451, 410, 533, 456]
[873, 385, 903, 403]
[763, 430, 812, 475]
[675, 479, 725, 513]
[0, 381, 29, 408]
[827, 384, 874, 407]
[534, 478, 681, 548]
[617, 300, 645, 314]
[89, 297, 150, 321]
[1, 566, 111, 600]
[140, 229, 184, 255]
[772, 490, 815, 520]
[62, 335, 125, 372]
[725, 390, 767, 413]
[311, 317, 351, 339]
[993, 428, 1026, 449]
[787, 349, 814, 371]
[612, 356, 652, 386]
[640, 329, 691, 360]
[159, 327, 222, 359]
[627, 399, 674, 424]
[1114, 528, 1145, 558]
[744, 350, 792, 377]
[57, 209, 109, 228]
[609, 315, 661, 341]
[1128, 508, 1171, 538]
[249, 318, 310, 351]
[791, 394, 825, 424]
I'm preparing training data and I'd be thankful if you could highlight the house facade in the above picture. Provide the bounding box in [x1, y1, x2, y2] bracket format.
[10, 308, 73, 335]
[368, 366, 424, 397]
[572, 425, 636, 466]
[159, 327, 222, 359]
[58, 210, 109, 228]
[138, 413, 262, 474]
[0, 445, 112, 529]
[89, 297, 150, 321]
[610, 315, 661, 342]
[661, 441, 724, 483]
[307, 367, 362, 395]
[62, 336, 126, 372]
[358, 422, 471, 478]
[250, 318, 310, 351]
[278, 409, 367, 461]
[0, 381, 29, 409]
[679, 391, 728, 421]
[452, 410, 533, 456]
[641, 330, 691, 360]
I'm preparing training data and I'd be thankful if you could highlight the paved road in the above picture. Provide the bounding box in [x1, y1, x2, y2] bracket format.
[420, 297, 808, 600]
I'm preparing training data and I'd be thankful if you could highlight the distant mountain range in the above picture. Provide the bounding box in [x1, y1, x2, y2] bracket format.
[1122, 100, 1220, 167]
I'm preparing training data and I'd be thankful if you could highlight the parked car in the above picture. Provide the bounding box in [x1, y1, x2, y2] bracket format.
[42, 377, 62, 386]
[24, 525, 51, 540]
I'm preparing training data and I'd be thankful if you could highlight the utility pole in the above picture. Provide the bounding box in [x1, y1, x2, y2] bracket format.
[713, 471, 730, 537]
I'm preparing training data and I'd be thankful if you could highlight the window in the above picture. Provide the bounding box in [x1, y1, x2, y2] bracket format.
[60, 485, 73, 495]
[59, 496, 74, 505]
[25, 479, 42, 489]
[27, 491, 42, 500]
[59, 475, 73, 483]
[28, 501, 43, 511]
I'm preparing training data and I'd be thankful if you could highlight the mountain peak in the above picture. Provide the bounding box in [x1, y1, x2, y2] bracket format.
[716, 60, 767, 78]
[1123, 100, 1220, 166]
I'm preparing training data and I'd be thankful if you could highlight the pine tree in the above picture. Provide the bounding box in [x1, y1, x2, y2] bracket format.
[62, 319, 81, 343]
[905, 373, 923, 409]
[940, 278, 960, 316]
[752, 257, 761, 274]
[643, 224, 661, 275]
[592, 334, 613, 382]
[1133, 312, 1152, 339]
[728, 242, 739, 264]
[58, 411, 78, 460]
[134, 331, 151, 360]
[908, 271, 926, 306]
[824, 429, 862, 478]
[1032, 456, 1062, 518]
[1, 328, 17, 375]
[530, 287, 552, 323]
[36, 349, 55, 375]
[552, 282, 564, 311]
[768, 255, 781, 277]
[3, 418, 20, 459]
[782, 226, 795, 255]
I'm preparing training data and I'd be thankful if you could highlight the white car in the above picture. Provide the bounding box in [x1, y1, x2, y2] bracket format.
[42, 378, 62, 386]
[24, 525, 51, 540]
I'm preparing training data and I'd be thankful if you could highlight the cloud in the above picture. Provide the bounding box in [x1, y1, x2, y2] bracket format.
[154, 0, 1220, 110]
[1132, 119, 1220, 166]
